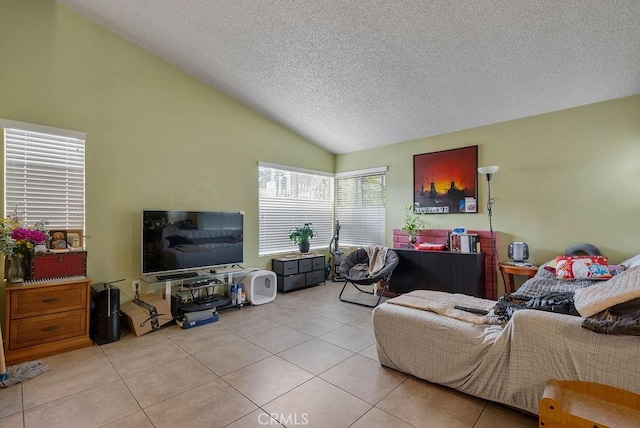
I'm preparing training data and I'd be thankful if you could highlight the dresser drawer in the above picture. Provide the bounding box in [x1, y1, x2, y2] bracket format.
[9, 309, 87, 349]
[312, 256, 325, 270]
[305, 269, 324, 286]
[272, 259, 298, 275]
[298, 258, 313, 273]
[277, 273, 305, 292]
[10, 283, 87, 319]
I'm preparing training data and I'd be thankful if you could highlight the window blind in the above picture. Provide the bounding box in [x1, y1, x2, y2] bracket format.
[2, 119, 86, 230]
[258, 162, 334, 256]
[335, 167, 387, 247]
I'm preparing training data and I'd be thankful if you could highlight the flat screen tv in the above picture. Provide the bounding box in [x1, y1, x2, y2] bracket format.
[141, 210, 244, 278]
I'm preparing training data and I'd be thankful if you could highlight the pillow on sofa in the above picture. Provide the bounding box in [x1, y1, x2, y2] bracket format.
[575, 266, 640, 317]
[543, 258, 623, 277]
[555, 255, 611, 280]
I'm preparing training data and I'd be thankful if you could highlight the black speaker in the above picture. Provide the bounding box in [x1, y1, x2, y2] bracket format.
[90, 282, 121, 345]
[170, 293, 183, 319]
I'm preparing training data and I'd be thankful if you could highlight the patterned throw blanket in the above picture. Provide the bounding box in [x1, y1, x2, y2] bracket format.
[493, 269, 595, 325]
[494, 291, 579, 324]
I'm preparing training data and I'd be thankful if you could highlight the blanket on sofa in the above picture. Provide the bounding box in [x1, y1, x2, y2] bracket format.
[387, 290, 498, 325]
[494, 266, 640, 335]
[492, 267, 596, 324]
[574, 265, 640, 317]
[493, 291, 579, 324]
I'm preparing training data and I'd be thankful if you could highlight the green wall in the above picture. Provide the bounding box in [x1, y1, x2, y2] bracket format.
[2, 0, 639, 302]
[337, 95, 640, 278]
[0, 0, 335, 291]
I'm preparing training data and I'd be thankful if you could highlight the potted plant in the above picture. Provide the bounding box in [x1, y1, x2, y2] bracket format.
[402, 204, 426, 246]
[289, 223, 317, 253]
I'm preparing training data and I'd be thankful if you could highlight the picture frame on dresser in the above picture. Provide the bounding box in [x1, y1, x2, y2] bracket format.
[66, 229, 83, 249]
[50, 230, 68, 249]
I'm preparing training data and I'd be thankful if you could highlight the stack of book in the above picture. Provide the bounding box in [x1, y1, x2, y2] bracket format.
[448, 232, 480, 253]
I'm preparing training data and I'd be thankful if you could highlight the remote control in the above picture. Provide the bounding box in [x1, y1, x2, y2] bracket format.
[454, 306, 489, 315]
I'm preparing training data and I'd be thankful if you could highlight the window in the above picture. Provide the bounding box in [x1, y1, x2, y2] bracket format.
[2, 119, 86, 230]
[258, 162, 334, 255]
[335, 167, 387, 247]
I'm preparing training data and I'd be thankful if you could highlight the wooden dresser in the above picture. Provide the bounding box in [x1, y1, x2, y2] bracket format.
[3, 277, 92, 365]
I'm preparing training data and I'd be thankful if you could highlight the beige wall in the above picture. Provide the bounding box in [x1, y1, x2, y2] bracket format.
[337, 95, 640, 276]
[0, 0, 335, 291]
[1, 0, 639, 304]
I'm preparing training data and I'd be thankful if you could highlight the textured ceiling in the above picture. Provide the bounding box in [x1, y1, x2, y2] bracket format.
[56, 0, 640, 154]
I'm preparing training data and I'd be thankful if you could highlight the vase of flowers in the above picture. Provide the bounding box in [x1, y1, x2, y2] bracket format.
[1, 217, 49, 283]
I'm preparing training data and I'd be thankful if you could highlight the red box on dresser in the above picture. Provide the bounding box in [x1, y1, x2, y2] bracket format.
[30, 251, 87, 279]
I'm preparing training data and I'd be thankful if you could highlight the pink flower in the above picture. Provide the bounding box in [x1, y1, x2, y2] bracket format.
[11, 227, 47, 244]
[11, 227, 31, 241]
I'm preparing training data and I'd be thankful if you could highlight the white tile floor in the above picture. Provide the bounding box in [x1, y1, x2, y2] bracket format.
[0, 281, 538, 427]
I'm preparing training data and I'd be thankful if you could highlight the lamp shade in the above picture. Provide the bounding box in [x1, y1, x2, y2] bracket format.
[477, 165, 499, 175]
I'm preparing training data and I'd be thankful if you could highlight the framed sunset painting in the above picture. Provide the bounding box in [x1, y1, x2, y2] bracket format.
[413, 145, 478, 214]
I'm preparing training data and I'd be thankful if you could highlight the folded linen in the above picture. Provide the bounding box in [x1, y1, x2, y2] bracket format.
[387, 290, 499, 325]
[574, 265, 640, 317]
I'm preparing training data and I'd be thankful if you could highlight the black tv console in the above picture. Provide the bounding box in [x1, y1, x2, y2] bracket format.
[390, 249, 486, 297]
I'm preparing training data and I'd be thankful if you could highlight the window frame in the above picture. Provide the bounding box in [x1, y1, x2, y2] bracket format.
[258, 162, 334, 256]
[335, 166, 387, 247]
[2, 119, 86, 231]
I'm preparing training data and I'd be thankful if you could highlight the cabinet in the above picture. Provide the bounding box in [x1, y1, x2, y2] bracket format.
[3, 278, 92, 365]
[272, 254, 325, 293]
[391, 249, 485, 297]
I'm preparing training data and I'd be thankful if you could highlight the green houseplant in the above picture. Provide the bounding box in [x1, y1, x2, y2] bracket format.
[289, 223, 317, 253]
[402, 204, 426, 245]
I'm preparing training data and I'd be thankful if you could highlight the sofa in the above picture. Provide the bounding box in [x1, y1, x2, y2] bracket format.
[372, 256, 640, 415]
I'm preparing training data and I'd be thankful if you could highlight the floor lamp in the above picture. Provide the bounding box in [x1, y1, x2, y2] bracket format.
[478, 165, 499, 298]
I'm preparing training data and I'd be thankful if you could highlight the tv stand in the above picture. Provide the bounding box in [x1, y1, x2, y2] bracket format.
[142, 267, 261, 319]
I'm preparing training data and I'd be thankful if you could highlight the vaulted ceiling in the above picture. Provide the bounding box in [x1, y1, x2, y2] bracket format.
[57, 1, 640, 154]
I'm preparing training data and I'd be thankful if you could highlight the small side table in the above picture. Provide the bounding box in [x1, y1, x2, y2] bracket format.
[498, 262, 538, 294]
